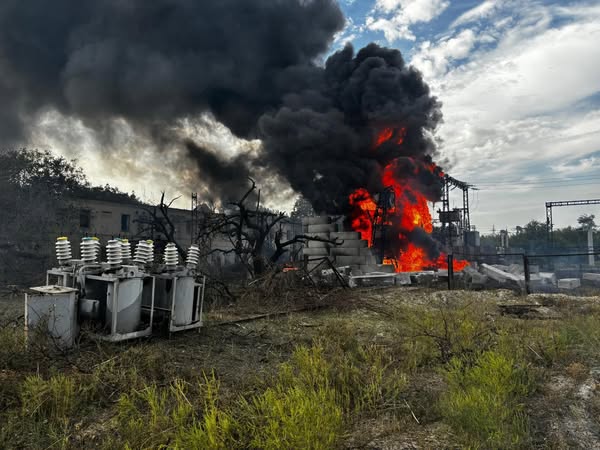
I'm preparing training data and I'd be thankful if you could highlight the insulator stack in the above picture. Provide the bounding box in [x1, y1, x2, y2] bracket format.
[146, 240, 154, 264]
[106, 239, 123, 266]
[80, 237, 100, 263]
[55, 237, 72, 266]
[120, 239, 132, 261]
[133, 240, 154, 265]
[186, 244, 200, 269]
[164, 243, 179, 268]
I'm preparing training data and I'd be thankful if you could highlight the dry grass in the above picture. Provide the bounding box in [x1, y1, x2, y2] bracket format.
[1, 287, 600, 448]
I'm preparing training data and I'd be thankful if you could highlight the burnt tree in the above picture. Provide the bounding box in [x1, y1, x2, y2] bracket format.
[200, 179, 339, 277]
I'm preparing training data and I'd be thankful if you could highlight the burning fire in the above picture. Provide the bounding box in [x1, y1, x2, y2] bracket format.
[349, 127, 468, 272]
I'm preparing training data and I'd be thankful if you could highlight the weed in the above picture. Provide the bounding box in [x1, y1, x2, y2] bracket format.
[0, 325, 25, 370]
[394, 297, 496, 366]
[440, 350, 533, 449]
[113, 374, 237, 450]
[174, 374, 238, 450]
[242, 384, 342, 450]
[21, 373, 76, 422]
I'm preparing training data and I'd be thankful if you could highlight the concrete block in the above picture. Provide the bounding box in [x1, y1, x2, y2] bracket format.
[335, 255, 366, 266]
[395, 273, 412, 285]
[539, 272, 557, 286]
[358, 264, 396, 274]
[302, 248, 330, 256]
[330, 231, 361, 240]
[330, 247, 360, 256]
[583, 273, 600, 285]
[415, 273, 435, 285]
[463, 266, 488, 288]
[303, 216, 331, 225]
[558, 278, 581, 289]
[359, 247, 375, 256]
[305, 232, 330, 248]
[339, 239, 368, 248]
[481, 264, 523, 284]
[508, 264, 523, 275]
[307, 223, 336, 233]
[348, 273, 396, 288]
[365, 255, 378, 265]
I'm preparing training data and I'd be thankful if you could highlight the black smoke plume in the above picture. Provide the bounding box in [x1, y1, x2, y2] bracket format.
[0, 0, 443, 219]
[259, 43, 443, 213]
[0, 0, 344, 144]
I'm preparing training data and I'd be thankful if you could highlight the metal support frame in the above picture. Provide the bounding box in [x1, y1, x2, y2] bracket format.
[46, 268, 75, 288]
[191, 192, 199, 244]
[85, 273, 155, 342]
[371, 186, 395, 263]
[440, 175, 474, 246]
[545, 199, 600, 243]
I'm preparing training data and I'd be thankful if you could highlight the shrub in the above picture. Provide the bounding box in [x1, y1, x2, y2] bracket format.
[440, 351, 533, 449]
[394, 298, 496, 366]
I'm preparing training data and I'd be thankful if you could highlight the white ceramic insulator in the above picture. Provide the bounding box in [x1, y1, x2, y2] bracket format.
[164, 243, 179, 267]
[133, 240, 154, 265]
[121, 240, 132, 261]
[186, 244, 200, 268]
[55, 238, 72, 265]
[146, 240, 154, 264]
[80, 238, 100, 263]
[106, 239, 123, 266]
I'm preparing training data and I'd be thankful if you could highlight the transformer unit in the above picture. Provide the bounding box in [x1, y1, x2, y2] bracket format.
[25, 237, 205, 347]
[147, 243, 205, 333]
[25, 285, 78, 348]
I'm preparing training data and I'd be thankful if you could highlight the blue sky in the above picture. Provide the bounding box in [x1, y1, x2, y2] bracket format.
[36, 0, 600, 234]
[331, 0, 600, 233]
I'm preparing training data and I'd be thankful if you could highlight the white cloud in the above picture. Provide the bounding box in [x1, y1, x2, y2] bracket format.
[408, 2, 600, 229]
[411, 29, 478, 79]
[366, 0, 450, 42]
[551, 156, 600, 176]
[451, 0, 502, 28]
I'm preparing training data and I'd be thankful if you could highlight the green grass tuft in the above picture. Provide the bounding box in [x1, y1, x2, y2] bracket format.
[440, 350, 533, 449]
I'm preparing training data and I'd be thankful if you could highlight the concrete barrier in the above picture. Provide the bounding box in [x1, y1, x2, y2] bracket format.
[302, 248, 330, 256]
[302, 216, 332, 225]
[339, 239, 368, 248]
[335, 255, 366, 266]
[330, 247, 360, 256]
[307, 223, 336, 233]
[330, 231, 361, 240]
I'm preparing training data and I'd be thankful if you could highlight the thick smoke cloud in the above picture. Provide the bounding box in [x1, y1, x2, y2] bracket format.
[0, 0, 344, 145]
[259, 43, 443, 213]
[0, 0, 443, 219]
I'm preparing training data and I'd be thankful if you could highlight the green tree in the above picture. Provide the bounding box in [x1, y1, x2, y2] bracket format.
[577, 214, 596, 231]
[290, 196, 314, 220]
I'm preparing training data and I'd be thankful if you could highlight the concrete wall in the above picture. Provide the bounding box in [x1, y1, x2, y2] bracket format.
[73, 198, 194, 244]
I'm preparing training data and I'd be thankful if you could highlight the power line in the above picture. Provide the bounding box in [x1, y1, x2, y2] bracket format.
[472, 174, 600, 185]
[477, 181, 600, 191]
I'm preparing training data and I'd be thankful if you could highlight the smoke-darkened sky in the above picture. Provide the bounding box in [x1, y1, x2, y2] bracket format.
[0, 0, 444, 215]
[4, 0, 598, 231]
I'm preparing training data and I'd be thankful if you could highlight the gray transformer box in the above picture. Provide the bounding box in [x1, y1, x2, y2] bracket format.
[25, 286, 78, 348]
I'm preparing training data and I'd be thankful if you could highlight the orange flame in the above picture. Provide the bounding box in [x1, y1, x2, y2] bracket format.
[348, 127, 468, 272]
